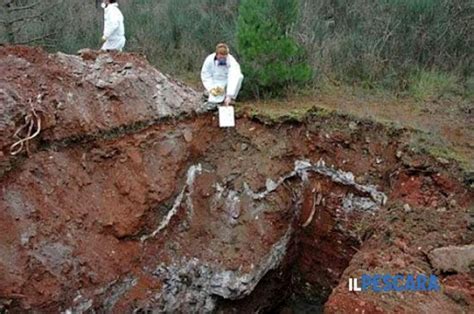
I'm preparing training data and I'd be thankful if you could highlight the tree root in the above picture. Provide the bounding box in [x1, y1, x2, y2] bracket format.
[10, 95, 43, 156]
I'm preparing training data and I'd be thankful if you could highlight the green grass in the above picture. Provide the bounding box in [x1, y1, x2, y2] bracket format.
[465, 76, 474, 100]
[237, 101, 334, 125]
[408, 69, 463, 101]
[408, 130, 473, 175]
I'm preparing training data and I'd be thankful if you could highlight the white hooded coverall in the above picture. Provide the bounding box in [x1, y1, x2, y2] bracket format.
[101, 3, 125, 51]
[201, 53, 244, 103]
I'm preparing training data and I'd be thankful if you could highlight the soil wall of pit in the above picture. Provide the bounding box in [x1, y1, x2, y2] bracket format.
[1, 46, 473, 313]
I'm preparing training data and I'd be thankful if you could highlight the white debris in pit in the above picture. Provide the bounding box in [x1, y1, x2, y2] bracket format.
[359, 184, 387, 206]
[184, 163, 202, 219]
[342, 193, 379, 212]
[244, 172, 296, 200]
[213, 182, 225, 200]
[217, 184, 281, 230]
[20, 227, 37, 246]
[295, 159, 314, 182]
[265, 178, 279, 192]
[63, 295, 92, 314]
[296, 159, 387, 206]
[225, 190, 241, 222]
[243, 159, 387, 206]
[141, 159, 386, 241]
[102, 277, 138, 311]
[210, 185, 244, 225]
[186, 164, 201, 186]
[150, 226, 292, 312]
[141, 164, 202, 242]
[296, 159, 355, 185]
[210, 226, 290, 297]
[243, 182, 267, 200]
[63, 276, 137, 314]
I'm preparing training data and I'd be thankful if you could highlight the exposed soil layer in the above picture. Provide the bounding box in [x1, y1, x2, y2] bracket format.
[1, 46, 473, 313]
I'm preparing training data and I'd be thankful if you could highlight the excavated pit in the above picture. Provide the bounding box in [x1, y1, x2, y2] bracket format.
[1, 46, 473, 313]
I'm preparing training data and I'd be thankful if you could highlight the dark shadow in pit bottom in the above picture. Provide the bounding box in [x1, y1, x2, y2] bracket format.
[214, 233, 329, 314]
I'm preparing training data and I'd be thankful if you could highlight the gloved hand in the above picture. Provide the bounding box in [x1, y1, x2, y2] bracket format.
[224, 96, 232, 106]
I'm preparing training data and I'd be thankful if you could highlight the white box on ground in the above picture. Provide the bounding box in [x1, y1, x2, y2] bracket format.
[218, 106, 235, 128]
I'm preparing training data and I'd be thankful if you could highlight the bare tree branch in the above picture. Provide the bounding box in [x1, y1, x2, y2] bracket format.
[13, 21, 27, 34]
[1, 0, 63, 44]
[7, 1, 41, 12]
[15, 31, 57, 45]
[7, 12, 45, 25]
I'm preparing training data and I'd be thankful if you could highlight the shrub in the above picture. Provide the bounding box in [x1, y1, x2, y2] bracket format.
[237, 0, 312, 98]
[124, 0, 239, 75]
[295, 0, 472, 91]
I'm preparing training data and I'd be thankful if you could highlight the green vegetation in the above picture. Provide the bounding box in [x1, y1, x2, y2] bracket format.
[123, 0, 239, 75]
[408, 130, 473, 173]
[408, 69, 462, 101]
[296, 0, 472, 92]
[237, 0, 312, 98]
[0, 0, 471, 99]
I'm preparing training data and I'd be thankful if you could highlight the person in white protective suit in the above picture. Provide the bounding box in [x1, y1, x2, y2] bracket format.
[201, 43, 244, 107]
[100, 0, 125, 51]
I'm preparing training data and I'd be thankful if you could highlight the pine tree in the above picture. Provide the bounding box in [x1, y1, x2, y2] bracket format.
[237, 0, 312, 98]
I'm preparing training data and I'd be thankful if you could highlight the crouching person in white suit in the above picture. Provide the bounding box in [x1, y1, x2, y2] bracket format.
[101, 0, 126, 52]
[201, 43, 244, 110]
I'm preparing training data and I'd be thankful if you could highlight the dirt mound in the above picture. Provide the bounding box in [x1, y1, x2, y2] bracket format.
[0, 45, 201, 175]
[0, 47, 473, 313]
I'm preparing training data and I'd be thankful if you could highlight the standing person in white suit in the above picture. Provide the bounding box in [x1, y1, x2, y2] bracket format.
[201, 43, 244, 108]
[100, 0, 125, 52]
